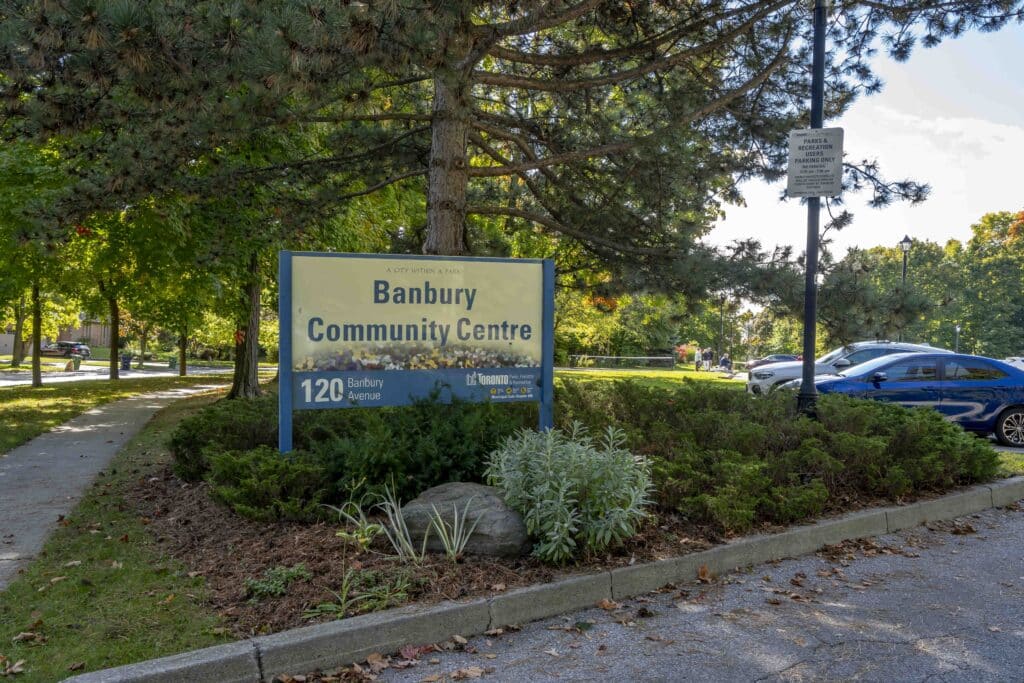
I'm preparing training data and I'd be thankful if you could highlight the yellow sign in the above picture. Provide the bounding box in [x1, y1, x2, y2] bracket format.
[291, 255, 543, 372]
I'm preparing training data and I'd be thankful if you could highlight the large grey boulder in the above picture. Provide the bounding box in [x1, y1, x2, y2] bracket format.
[402, 482, 531, 558]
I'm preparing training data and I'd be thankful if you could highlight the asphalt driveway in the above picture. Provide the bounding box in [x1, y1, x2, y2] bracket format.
[383, 504, 1024, 682]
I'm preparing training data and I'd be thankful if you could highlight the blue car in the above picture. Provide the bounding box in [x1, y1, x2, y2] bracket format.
[802, 352, 1024, 447]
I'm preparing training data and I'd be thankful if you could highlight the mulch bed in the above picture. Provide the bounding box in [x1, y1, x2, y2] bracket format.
[126, 469, 723, 638]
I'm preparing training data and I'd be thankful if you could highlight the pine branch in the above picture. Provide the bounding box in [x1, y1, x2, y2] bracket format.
[485, 0, 787, 68]
[475, 0, 793, 92]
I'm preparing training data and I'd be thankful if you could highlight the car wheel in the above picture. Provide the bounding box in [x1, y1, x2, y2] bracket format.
[995, 407, 1024, 447]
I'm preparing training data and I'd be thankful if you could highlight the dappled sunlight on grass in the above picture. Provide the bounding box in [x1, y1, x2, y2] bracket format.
[556, 366, 744, 391]
[0, 377, 231, 455]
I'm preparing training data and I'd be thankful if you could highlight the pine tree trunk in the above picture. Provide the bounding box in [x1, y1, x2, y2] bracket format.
[228, 253, 262, 399]
[423, 74, 470, 256]
[108, 295, 120, 380]
[31, 283, 42, 388]
[178, 330, 187, 377]
[11, 295, 26, 367]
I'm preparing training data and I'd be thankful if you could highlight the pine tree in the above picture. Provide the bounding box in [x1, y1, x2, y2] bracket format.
[2, 0, 1020, 295]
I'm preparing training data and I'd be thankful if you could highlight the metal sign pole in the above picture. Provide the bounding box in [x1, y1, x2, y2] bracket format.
[278, 251, 294, 452]
[797, 0, 827, 415]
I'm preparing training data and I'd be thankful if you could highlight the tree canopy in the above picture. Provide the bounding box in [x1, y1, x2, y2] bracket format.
[4, 0, 1021, 298]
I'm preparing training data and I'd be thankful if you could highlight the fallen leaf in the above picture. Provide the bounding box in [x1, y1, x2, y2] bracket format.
[766, 598, 782, 606]
[635, 607, 656, 619]
[490, 583, 506, 592]
[68, 662, 86, 672]
[483, 628, 504, 637]
[118, 534, 129, 543]
[484, 654, 497, 660]
[63, 561, 82, 568]
[110, 561, 123, 570]
[159, 594, 175, 605]
[988, 626, 1001, 632]
[451, 666, 486, 680]
[365, 652, 389, 673]
[646, 635, 675, 644]
[452, 634, 468, 645]
[421, 675, 442, 683]
[697, 565, 713, 584]
[543, 648, 560, 657]
[50, 576, 68, 584]
[596, 598, 621, 610]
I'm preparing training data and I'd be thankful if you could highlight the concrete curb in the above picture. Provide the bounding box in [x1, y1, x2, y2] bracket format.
[65, 477, 1024, 683]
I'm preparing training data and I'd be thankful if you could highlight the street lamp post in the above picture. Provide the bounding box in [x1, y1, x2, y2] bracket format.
[898, 235, 912, 341]
[955, 324, 961, 353]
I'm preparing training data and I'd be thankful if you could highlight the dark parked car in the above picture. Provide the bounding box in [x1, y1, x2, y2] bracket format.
[40, 341, 91, 359]
[746, 354, 800, 370]
[790, 352, 1024, 447]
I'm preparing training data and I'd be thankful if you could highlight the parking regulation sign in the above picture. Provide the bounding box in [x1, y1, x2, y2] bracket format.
[787, 127, 844, 197]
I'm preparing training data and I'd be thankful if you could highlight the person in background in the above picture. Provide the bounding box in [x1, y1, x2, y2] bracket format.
[702, 347, 713, 370]
[694, 346, 703, 371]
[719, 353, 732, 372]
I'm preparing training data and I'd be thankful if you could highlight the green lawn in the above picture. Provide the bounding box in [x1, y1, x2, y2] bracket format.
[555, 365, 745, 391]
[0, 394, 232, 682]
[998, 449, 1024, 476]
[0, 359, 67, 374]
[0, 377, 232, 455]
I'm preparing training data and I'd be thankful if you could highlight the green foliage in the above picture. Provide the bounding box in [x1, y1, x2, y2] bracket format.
[487, 424, 653, 564]
[169, 390, 534, 519]
[558, 380, 999, 533]
[168, 395, 278, 481]
[245, 564, 312, 602]
[302, 568, 414, 620]
[170, 390, 533, 491]
[326, 499, 383, 552]
[428, 497, 482, 562]
[375, 481, 429, 564]
[206, 446, 329, 521]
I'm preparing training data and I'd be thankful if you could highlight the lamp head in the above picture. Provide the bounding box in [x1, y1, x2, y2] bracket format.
[899, 235, 913, 253]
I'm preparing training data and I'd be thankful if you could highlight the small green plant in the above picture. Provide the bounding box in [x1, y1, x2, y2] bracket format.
[356, 570, 413, 612]
[375, 482, 429, 564]
[302, 569, 366, 619]
[324, 498, 383, 552]
[245, 564, 312, 602]
[301, 569, 414, 619]
[487, 423, 652, 564]
[428, 497, 482, 561]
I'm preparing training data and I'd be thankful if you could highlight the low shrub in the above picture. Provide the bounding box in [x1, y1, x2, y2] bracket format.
[169, 395, 277, 481]
[557, 379, 999, 534]
[206, 446, 329, 521]
[169, 389, 535, 519]
[486, 423, 653, 564]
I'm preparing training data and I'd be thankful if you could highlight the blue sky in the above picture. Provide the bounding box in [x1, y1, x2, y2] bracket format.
[710, 23, 1024, 256]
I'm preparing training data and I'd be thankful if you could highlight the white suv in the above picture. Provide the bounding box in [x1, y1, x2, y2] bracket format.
[746, 341, 952, 395]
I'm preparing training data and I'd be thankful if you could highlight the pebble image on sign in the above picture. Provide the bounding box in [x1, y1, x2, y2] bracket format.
[296, 345, 539, 371]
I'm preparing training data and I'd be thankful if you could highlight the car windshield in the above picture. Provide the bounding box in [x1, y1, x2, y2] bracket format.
[838, 353, 911, 377]
[816, 346, 846, 365]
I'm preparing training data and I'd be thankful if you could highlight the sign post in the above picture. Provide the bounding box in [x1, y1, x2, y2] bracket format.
[790, 0, 840, 415]
[278, 252, 554, 453]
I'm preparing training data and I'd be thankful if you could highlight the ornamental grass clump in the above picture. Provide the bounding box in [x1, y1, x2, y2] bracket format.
[486, 423, 652, 564]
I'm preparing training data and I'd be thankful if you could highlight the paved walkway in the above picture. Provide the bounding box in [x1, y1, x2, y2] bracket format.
[384, 504, 1024, 683]
[0, 386, 223, 589]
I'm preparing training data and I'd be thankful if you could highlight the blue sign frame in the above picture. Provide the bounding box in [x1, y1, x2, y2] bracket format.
[278, 251, 555, 452]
